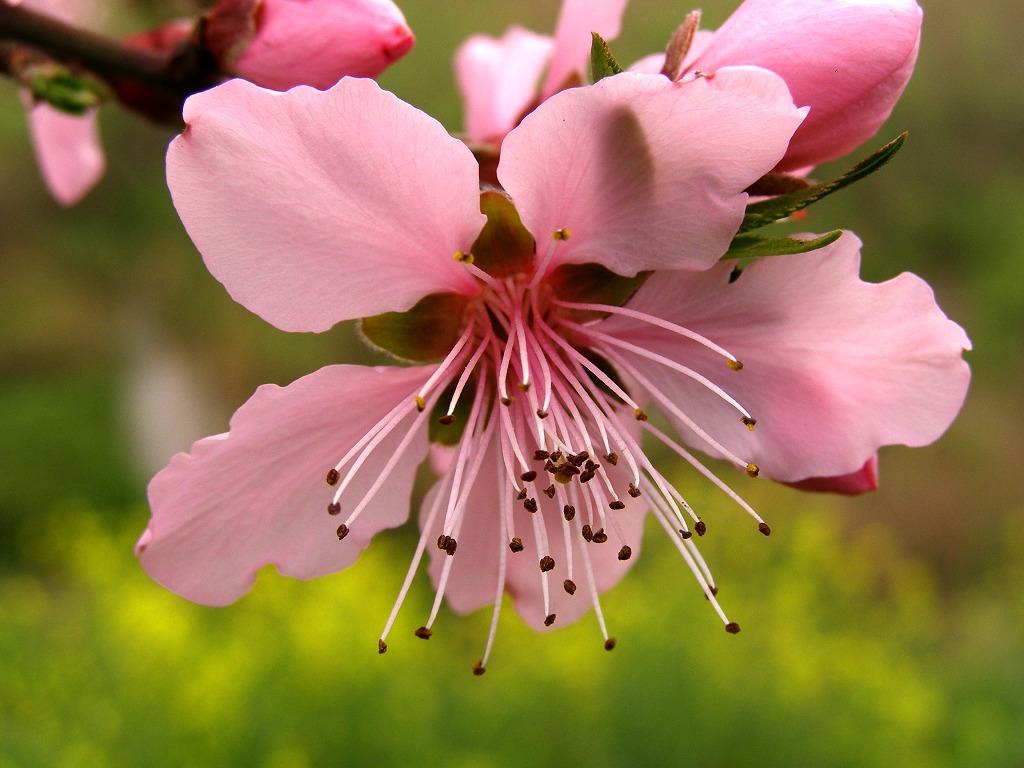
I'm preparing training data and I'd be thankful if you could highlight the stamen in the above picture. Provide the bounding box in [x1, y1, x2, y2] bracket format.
[577, 324, 756, 422]
[326, 468, 340, 486]
[416, 315, 478, 403]
[552, 297, 743, 366]
[640, 421, 769, 529]
[478, 447, 509, 673]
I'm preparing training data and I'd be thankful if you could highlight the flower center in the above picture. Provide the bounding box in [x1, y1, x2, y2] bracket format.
[329, 192, 768, 672]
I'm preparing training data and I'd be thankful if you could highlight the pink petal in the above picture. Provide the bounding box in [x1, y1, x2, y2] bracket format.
[499, 68, 804, 278]
[138, 363, 433, 606]
[233, 0, 415, 90]
[599, 233, 970, 483]
[421, 436, 646, 631]
[692, 0, 923, 171]
[786, 456, 879, 495]
[541, 0, 628, 98]
[27, 104, 104, 206]
[455, 27, 554, 145]
[167, 77, 485, 333]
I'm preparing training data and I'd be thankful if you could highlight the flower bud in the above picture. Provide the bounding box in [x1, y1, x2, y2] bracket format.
[209, 0, 414, 91]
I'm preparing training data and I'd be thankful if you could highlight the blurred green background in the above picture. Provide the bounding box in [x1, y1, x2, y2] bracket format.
[1, 0, 1021, 765]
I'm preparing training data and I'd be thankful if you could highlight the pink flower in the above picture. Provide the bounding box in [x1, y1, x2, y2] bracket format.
[635, 0, 924, 172]
[139, 71, 967, 667]
[208, 0, 415, 91]
[16, 0, 104, 205]
[456, 0, 627, 146]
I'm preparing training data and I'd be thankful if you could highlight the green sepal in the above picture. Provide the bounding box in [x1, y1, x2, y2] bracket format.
[590, 32, 623, 83]
[27, 69, 106, 116]
[725, 230, 843, 259]
[546, 262, 649, 320]
[471, 191, 535, 278]
[739, 133, 908, 233]
[360, 292, 470, 362]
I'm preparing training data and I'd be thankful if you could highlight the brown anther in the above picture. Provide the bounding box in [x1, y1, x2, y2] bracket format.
[445, 538, 458, 556]
[695, 520, 707, 537]
[581, 525, 594, 542]
[509, 537, 524, 553]
[584, 460, 597, 472]
[336, 523, 350, 540]
[609, 500, 626, 511]
[758, 522, 771, 536]
[563, 504, 576, 521]
[517, 381, 531, 392]
[543, 484, 556, 498]
[591, 528, 608, 544]
[327, 502, 341, 516]
[679, 529, 693, 540]
[436, 535, 447, 550]
[516, 487, 528, 500]
[604, 638, 617, 651]
[579, 470, 595, 484]
[378, 639, 387, 654]
[438, 414, 456, 425]
[415, 395, 426, 412]
[414, 626, 433, 639]
[628, 483, 642, 498]
[534, 450, 550, 461]
[634, 408, 649, 422]
[604, 452, 619, 465]
[746, 463, 760, 478]
[520, 470, 537, 482]
[563, 579, 577, 595]
[544, 460, 557, 473]
[617, 545, 632, 561]
[536, 409, 548, 419]
[741, 417, 757, 431]
[709, 585, 719, 596]
[539, 555, 556, 572]
[544, 613, 556, 627]
[523, 497, 538, 513]
[549, 451, 563, 463]
[326, 468, 340, 486]
[554, 468, 578, 484]
[500, 396, 513, 406]
[725, 622, 741, 634]
[568, 451, 590, 467]
[472, 660, 486, 676]
[727, 359, 744, 371]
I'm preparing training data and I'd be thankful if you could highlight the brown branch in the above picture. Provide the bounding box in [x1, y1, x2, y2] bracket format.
[0, 4, 221, 120]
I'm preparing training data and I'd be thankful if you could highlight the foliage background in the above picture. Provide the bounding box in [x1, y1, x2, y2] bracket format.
[1, 0, 1021, 765]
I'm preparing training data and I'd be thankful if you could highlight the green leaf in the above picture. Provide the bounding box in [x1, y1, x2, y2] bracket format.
[739, 133, 908, 233]
[725, 230, 844, 259]
[590, 32, 623, 83]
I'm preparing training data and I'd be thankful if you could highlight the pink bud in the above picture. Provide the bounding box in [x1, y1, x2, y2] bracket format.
[226, 0, 414, 91]
[691, 0, 923, 171]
